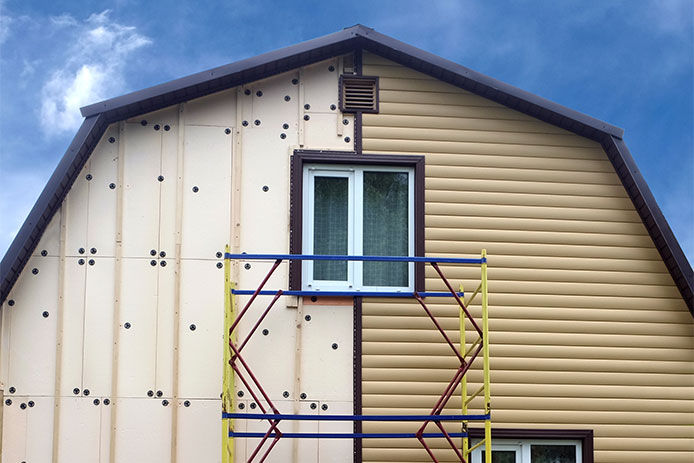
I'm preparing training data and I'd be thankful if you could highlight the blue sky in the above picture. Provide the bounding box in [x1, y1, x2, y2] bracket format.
[1, 0, 692, 264]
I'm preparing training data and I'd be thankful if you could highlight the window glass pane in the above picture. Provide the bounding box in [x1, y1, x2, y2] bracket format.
[530, 445, 576, 463]
[313, 176, 348, 281]
[481, 450, 517, 463]
[362, 171, 409, 286]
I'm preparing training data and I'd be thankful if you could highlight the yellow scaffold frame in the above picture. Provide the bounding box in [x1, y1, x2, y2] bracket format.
[461, 249, 491, 463]
[222, 249, 491, 463]
[222, 245, 235, 463]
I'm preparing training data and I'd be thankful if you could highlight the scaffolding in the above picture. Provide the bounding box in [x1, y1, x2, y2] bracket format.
[221, 249, 491, 463]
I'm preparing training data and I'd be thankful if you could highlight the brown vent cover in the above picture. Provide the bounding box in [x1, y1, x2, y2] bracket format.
[339, 75, 379, 113]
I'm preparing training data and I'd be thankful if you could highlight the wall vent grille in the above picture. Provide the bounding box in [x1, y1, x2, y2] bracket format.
[340, 75, 379, 113]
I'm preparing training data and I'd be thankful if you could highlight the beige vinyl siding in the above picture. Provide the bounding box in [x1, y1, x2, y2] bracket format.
[362, 51, 694, 463]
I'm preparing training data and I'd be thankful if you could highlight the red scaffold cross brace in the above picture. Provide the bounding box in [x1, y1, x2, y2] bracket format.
[228, 259, 285, 463]
[226, 256, 488, 463]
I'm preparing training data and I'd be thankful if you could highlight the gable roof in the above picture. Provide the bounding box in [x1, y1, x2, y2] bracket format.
[2, 25, 692, 312]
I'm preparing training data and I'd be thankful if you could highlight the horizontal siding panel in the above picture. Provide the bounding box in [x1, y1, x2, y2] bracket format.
[364, 303, 689, 323]
[377, 77, 475, 94]
[364, 125, 599, 148]
[367, 295, 687, 313]
[426, 203, 641, 223]
[592, 451, 694, 463]
[360, 448, 483, 462]
[425, 154, 615, 174]
[360, 452, 694, 463]
[428, 240, 663, 260]
[360, 408, 693, 425]
[427, 215, 642, 235]
[423, 164, 622, 185]
[362, 368, 693, 387]
[363, 315, 692, 336]
[363, 342, 694, 362]
[380, 89, 508, 108]
[363, 63, 442, 81]
[361, 449, 694, 463]
[593, 437, 694, 452]
[420, 154, 616, 176]
[365, 139, 611, 164]
[425, 151, 611, 169]
[479, 293, 688, 311]
[364, 53, 423, 67]
[361, 354, 693, 374]
[427, 227, 651, 247]
[459, 254, 668, 273]
[362, 395, 694, 413]
[363, 54, 692, 461]
[362, 382, 694, 401]
[377, 101, 539, 120]
[363, 339, 692, 362]
[426, 240, 662, 260]
[360, 437, 694, 454]
[359, 423, 693, 441]
[425, 191, 634, 211]
[424, 265, 672, 286]
[364, 113, 580, 136]
[424, 278, 681, 298]
[425, 178, 629, 198]
[591, 426, 694, 439]
[362, 329, 694, 349]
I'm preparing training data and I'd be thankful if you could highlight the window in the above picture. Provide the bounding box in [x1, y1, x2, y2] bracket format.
[289, 152, 425, 293]
[302, 164, 414, 292]
[472, 439, 582, 463]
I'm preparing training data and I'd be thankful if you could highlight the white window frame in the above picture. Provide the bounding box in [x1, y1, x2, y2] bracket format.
[302, 163, 414, 292]
[470, 439, 582, 463]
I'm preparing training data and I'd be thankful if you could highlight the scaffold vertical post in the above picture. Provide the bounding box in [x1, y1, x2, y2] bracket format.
[459, 283, 468, 460]
[222, 246, 235, 463]
[220, 252, 491, 462]
[482, 249, 491, 463]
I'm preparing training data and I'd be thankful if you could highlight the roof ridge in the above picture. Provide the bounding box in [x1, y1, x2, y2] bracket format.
[2, 26, 690, 313]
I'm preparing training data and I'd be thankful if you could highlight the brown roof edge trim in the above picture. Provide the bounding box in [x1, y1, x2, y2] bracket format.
[80, 28, 365, 118]
[605, 135, 693, 314]
[0, 114, 108, 304]
[353, 27, 623, 139]
[80, 24, 622, 141]
[3, 25, 689, 318]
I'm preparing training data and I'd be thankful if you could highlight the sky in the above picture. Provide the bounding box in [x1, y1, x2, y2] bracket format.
[0, 0, 692, 265]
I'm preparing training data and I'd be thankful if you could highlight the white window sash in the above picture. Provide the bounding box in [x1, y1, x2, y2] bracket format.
[303, 167, 355, 290]
[302, 163, 414, 292]
[471, 439, 582, 463]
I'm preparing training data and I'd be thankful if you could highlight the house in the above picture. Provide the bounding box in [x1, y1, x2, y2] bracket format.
[0, 25, 692, 463]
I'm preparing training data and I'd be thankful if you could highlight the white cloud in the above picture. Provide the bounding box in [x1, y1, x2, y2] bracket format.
[0, 5, 11, 45]
[39, 10, 150, 136]
[20, 59, 37, 80]
[41, 65, 108, 133]
[49, 13, 78, 28]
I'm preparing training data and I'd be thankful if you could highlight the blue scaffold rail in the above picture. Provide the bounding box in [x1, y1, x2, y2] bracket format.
[224, 253, 486, 264]
[229, 431, 468, 439]
[230, 289, 463, 297]
[222, 413, 490, 421]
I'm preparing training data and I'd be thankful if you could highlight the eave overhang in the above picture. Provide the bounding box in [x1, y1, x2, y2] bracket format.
[2, 25, 691, 313]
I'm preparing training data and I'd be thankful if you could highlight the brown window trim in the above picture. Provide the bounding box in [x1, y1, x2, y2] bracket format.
[467, 428, 594, 463]
[289, 150, 425, 292]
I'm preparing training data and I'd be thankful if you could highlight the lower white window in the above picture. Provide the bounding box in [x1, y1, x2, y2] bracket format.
[302, 163, 414, 292]
[471, 439, 582, 463]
